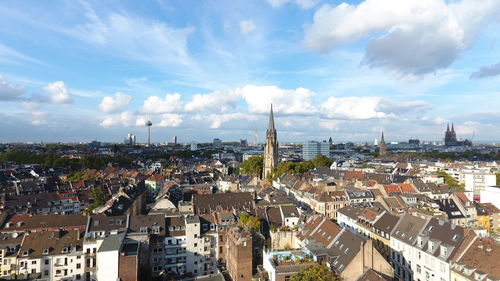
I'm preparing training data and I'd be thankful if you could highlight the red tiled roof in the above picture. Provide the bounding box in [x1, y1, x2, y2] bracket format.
[400, 184, 416, 193]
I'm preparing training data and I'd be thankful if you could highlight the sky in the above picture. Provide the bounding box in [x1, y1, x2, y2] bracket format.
[1, 0, 500, 144]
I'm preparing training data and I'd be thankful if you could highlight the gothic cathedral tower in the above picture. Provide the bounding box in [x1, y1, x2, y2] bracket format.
[263, 104, 278, 179]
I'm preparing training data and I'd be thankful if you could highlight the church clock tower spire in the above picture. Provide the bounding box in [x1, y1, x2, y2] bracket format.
[263, 104, 278, 179]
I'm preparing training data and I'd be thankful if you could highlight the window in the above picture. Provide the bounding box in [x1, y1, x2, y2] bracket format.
[76, 274, 81, 280]
[45, 259, 49, 265]
[417, 265, 421, 273]
[44, 270, 49, 276]
[32, 260, 36, 265]
[77, 263, 81, 269]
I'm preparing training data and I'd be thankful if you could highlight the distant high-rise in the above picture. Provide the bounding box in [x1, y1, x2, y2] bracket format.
[213, 138, 222, 148]
[124, 133, 136, 145]
[444, 123, 472, 147]
[328, 137, 333, 145]
[263, 104, 278, 179]
[379, 132, 387, 157]
[172, 135, 177, 145]
[302, 140, 329, 160]
[190, 142, 198, 151]
[146, 120, 152, 146]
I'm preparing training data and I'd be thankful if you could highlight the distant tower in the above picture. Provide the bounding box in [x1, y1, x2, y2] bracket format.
[263, 104, 278, 179]
[379, 131, 387, 157]
[146, 120, 152, 146]
[253, 130, 258, 146]
[328, 137, 333, 146]
[373, 137, 378, 146]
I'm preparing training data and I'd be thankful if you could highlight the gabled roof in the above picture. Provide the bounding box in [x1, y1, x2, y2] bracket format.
[19, 230, 83, 258]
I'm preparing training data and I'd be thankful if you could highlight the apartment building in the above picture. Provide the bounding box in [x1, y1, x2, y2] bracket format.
[16, 229, 85, 281]
[391, 215, 477, 281]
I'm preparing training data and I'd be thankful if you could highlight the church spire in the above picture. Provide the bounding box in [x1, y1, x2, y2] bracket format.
[267, 104, 275, 133]
[381, 131, 385, 142]
[447, 123, 450, 132]
[263, 103, 278, 180]
[451, 123, 455, 132]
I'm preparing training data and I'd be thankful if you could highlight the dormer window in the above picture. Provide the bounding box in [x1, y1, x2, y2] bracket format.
[428, 226, 434, 232]
[140, 227, 148, 233]
[42, 248, 50, 255]
[23, 250, 30, 256]
[152, 226, 160, 234]
[116, 219, 122, 225]
[61, 247, 68, 253]
[452, 234, 460, 242]
[109, 219, 115, 225]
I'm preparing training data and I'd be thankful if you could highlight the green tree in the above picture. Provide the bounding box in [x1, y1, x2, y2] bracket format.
[436, 170, 465, 190]
[240, 155, 264, 175]
[239, 212, 261, 232]
[84, 186, 107, 214]
[311, 154, 334, 168]
[290, 263, 338, 281]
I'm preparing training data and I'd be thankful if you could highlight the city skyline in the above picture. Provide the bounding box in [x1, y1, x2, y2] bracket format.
[1, 0, 500, 143]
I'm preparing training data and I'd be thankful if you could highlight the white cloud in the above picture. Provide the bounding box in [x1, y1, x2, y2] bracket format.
[239, 85, 316, 115]
[239, 20, 256, 35]
[139, 93, 183, 114]
[100, 111, 135, 127]
[320, 96, 388, 119]
[98, 92, 132, 113]
[304, 0, 500, 75]
[184, 90, 240, 113]
[196, 113, 258, 129]
[419, 117, 447, 125]
[158, 114, 183, 127]
[43, 81, 73, 104]
[0, 76, 25, 101]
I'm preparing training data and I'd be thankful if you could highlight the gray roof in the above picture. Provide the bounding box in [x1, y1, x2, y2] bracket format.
[98, 231, 126, 252]
[185, 215, 200, 224]
[391, 214, 426, 245]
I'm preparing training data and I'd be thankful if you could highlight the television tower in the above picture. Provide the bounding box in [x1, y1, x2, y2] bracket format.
[146, 120, 152, 146]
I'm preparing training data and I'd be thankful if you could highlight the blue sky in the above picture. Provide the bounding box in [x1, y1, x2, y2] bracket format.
[1, 0, 500, 143]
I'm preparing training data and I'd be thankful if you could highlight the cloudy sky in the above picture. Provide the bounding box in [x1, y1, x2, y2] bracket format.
[1, 0, 500, 143]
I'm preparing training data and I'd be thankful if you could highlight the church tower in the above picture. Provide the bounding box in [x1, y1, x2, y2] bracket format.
[263, 104, 278, 179]
[379, 131, 387, 157]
